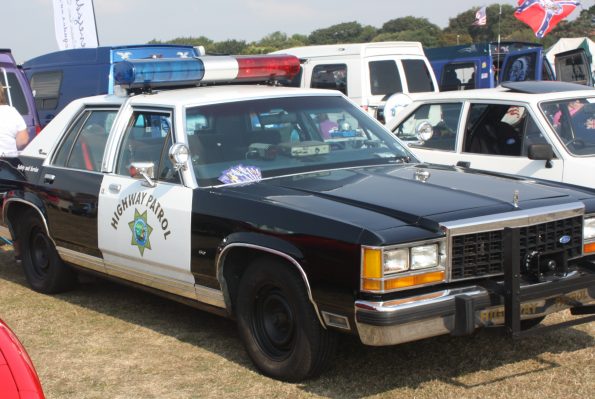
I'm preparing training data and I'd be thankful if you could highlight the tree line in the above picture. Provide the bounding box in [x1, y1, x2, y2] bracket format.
[149, 4, 595, 54]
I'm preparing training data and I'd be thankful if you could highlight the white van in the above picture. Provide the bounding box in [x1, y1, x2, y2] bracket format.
[272, 42, 438, 121]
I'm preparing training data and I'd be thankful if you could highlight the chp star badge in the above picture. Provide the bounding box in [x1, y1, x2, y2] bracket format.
[128, 209, 153, 256]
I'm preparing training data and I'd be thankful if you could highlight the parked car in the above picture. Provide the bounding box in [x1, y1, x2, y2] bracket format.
[1, 57, 594, 382]
[0, 49, 41, 141]
[0, 318, 45, 399]
[271, 41, 438, 120]
[21, 44, 200, 127]
[388, 81, 595, 189]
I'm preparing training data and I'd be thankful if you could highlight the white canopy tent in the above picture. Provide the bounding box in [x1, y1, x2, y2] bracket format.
[545, 37, 595, 74]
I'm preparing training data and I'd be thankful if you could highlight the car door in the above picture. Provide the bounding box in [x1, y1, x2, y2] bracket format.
[500, 48, 542, 82]
[97, 108, 195, 298]
[41, 106, 118, 266]
[555, 48, 593, 86]
[458, 102, 564, 181]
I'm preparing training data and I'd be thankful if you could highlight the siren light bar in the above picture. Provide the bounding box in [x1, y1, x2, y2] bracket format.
[113, 54, 300, 90]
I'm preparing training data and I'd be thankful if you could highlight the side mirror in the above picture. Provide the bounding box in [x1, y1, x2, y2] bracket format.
[168, 143, 189, 171]
[130, 162, 156, 187]
[527, 143, 554, 169]
[415, 121, 434, 142]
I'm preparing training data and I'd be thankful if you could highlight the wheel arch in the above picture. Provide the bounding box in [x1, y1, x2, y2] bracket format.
[216, 232, 325, 327]
[3, 196, 51, 242]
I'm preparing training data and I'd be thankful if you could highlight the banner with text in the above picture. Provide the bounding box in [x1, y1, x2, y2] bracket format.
[52, 0, 99, 50]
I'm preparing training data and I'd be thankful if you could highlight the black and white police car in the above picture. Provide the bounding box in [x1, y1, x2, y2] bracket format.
[1, 55, 595, 381]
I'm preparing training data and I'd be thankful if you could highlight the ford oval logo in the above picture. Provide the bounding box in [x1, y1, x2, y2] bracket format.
[559, 235, 571, 245]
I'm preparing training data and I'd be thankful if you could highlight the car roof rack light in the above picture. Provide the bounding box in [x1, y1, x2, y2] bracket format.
[113, 54, 300, 92]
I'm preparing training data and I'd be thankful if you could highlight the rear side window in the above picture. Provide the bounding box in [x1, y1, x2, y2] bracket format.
[502, 53, 537, 82]
[30, 71, 62, 110]
[0, 70, 29, 114]
[369, 60, 402, 95]
[310, 64, 347, 95]
[402, 59, 435, 93]
[441, 62, 476, 91]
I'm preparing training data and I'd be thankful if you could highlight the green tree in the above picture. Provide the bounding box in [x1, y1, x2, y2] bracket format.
[308, 22, 368, 44]
[210, 40, 247, 55]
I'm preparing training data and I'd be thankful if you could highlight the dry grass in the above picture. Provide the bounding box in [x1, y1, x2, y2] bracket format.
[0, 244, 594, 399]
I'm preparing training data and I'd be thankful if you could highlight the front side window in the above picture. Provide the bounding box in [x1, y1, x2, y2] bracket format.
[311, 64, 347, 95]
[463, 103, 533, 157]
[29, 71, 62, 110]
[116, 110, 179, 183]
[52, 109, 117, 171]
[402, 59, 434, 93]
[541, 98, 595, 156]
[0, 69, 29, 114]
[369, 60, 402, 95]
[185, 96, 415, 186]
[393, 103, 462, 151]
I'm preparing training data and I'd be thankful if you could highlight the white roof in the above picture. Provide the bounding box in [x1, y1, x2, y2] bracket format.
[271, 41, 425, 58]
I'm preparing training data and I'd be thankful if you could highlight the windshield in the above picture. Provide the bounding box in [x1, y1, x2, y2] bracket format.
[540, 97, 595, 156]
[185, 95, 416, 186]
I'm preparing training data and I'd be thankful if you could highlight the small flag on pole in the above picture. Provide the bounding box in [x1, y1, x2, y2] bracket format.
[514, 0, 580, 38]
[473, 6, 487, 26]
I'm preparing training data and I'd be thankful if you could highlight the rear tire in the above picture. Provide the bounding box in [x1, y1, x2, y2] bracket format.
[236, 257, 336, 381]
[20, 210, 76, 294]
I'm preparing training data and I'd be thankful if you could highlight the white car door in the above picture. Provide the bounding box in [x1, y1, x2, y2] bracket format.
[98, 108, 195, 298]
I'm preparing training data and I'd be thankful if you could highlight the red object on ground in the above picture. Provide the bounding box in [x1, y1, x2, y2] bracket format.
[0, 319, 45, 399]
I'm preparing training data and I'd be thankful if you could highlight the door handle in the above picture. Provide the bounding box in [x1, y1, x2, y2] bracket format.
[108, 184, 121, 193]
[44, 174, 55, 184]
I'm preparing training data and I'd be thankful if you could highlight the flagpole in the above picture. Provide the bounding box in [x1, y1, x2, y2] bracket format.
[91, 0, 100, 46]
[496, 4, 502, 85]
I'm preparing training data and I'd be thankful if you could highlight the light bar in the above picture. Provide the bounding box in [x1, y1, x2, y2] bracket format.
[114, 58, 205, 89]
[113, 55, 300, 91]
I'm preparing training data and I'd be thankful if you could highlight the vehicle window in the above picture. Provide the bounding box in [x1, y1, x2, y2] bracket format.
[116, 110, 177, 182]
[556, 53, 590, 85]
[502, 53, 536, 82]
[402, 59, 434, 93]
[310, 64, 347, 95]
[29, 71, 62, 110]
[52, 109, 117, 171]
[186, 96, 415, 186]
[393, 103, 461, 151]
[463, 103, 525, 156]
[369, 60, 402, 96]
[540, 98, 595, 156]
[441, 62, 476, 91]
[0, 70, 29, 114]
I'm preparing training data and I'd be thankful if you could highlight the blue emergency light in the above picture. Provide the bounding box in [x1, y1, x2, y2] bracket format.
[114, 58, 206, 89]
[113, 55, 300, 91]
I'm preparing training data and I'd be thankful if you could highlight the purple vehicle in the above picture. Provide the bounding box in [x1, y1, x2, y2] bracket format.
[0, 49, 40, 141]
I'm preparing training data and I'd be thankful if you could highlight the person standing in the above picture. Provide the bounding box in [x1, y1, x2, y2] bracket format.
[0, 85, 29, 156]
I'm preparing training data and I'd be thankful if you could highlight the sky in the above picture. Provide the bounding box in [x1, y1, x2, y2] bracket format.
[2, 0, 593, 63]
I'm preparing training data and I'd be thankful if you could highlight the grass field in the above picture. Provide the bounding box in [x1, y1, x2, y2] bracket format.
[0, 245, 594, 399]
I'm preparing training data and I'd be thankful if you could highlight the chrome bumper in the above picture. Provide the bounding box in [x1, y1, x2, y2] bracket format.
[355, 270, 595, 346]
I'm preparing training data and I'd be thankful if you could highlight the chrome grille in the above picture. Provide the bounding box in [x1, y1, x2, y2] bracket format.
[450, 216, 583, 281]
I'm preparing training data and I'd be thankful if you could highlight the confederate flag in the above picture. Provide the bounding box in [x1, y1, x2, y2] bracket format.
[514, 0, 580, 38]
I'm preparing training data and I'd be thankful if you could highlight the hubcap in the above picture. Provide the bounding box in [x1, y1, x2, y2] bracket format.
[253, 287, 295, 360]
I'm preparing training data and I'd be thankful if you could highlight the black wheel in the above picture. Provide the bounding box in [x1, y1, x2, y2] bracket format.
[521, 316, 545, 330]
[20, 210, 76, 294]
[236, 257, 336, 381]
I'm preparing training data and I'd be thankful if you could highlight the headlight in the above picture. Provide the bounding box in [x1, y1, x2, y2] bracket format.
[411, 244, 439, 270]
[361, 240, 446, 293]
[584, 217, 595, 241]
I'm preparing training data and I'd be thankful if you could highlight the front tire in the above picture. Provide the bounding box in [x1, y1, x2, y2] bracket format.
[236, 257, 336, 381]
[20, 210, 76, 294]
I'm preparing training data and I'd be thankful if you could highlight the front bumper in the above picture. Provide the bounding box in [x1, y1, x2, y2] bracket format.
[355, 267, 595, 346]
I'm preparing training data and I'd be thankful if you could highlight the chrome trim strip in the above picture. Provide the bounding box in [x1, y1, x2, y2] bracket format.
[216, 243, 325, 328]
[195, 285, 226, 309]
[57, 247, 104, 273]
[0, 226, 12, 241]
[104, 261, 201, 302]
[441, 202, 584, 236]
[2, 199, 54, 243]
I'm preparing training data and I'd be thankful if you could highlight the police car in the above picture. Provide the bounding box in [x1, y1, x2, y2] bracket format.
[1, 56, 595, 381]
